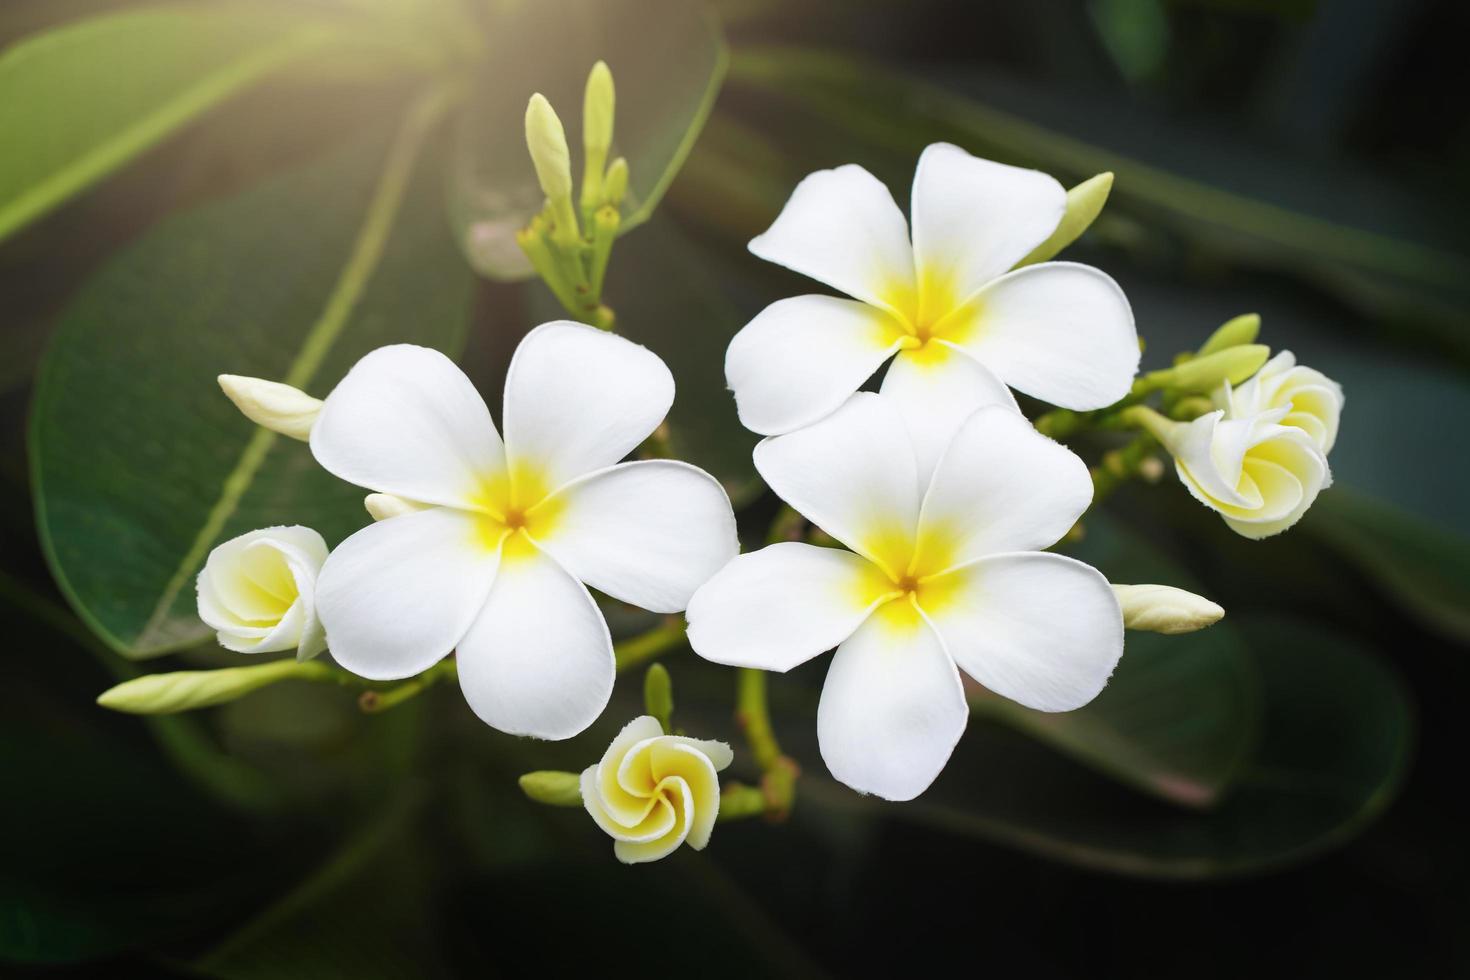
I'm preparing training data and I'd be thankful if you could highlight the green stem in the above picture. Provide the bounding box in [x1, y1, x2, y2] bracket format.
[735, 668, 799, 819]
[718, 783, 770, 822]
[357, 659, 457, 713]
[614, 618, 686, 672]
[1091, 432, 1161, 503]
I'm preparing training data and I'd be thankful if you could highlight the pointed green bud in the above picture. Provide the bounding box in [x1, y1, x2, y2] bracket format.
[603, 156, 629, 207]
[1015, 172, 1113, 268]
[518, 770, 584, 807]
[525, 93, 579, 243]
[1160, 344, 1270, 393]
[97, 659, 327, 715]
[644, 662, 674, 732]
[218, 375, 321, 441]
[1197, 313, 1262, 356]
[1114, 584, 1224, 634]
[581, 61, 615, 213]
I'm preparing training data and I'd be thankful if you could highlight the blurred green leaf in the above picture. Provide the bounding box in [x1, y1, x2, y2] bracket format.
[1088, 0, 1170, 84]
[30, 92, 472, 658]
[1308, 488, 1470, 643]
[0, 3, 337, 242]
[447, 0, 726, 279]
[976, 515, 1257, 808]
[806, 615, 1411, 878]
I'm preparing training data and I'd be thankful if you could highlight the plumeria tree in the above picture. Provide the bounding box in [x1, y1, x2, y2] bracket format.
[4, 0, 1454, 972]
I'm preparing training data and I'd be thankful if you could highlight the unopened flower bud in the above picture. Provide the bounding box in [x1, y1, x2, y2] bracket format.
[603, 156, 629, 207]
[1112, 584, 1224, 634]
[1016, 171, 1114, 267]
[218, 375, 321, 441]
[1157, 344, 1270, 394]
[518, 770, 584, 807]
[98, 659, 319, 714]
[1198, 312, 1261, 356]
[364, 493, 428, 521]
[581, 61, 615, 211]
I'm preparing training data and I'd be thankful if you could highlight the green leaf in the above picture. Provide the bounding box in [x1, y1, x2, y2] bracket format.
[0, 3, 335, 242]
[1307, 488, 1470, 642]
[447, 0, 727, 280]
[30, 89, 472, 658]
[806, 614, 1411, 878]
[976, 515, 1258, 808]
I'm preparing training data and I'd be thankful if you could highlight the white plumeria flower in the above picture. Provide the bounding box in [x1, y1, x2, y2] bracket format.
[1153, 405, 1331, 540]
[581, 715, 733, 864]
[728, 143, 1138, 478]
[309, 322, 738, 740]
[1217, 350, 1343, 454]
[196, 526, 328, 660]
[686, 394, 1123, 801]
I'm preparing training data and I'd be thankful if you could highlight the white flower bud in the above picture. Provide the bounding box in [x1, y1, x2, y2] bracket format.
[580, 715, 733, 864]
[196, 526, 329, 660]
[1112, 584, 1224, 634]
[363, 493, 428, 521]
[1218, 350, 1344, 454]
[97, 659, 320, 714]
[218, 375, 322, 441]
[1158, 406, 1332, 540]
[525, 92, 572, 204]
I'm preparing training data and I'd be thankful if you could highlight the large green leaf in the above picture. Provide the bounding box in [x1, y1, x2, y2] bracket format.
[1308, 488, 1470, 643]
[447, 0, 727, 279]
[804, 615, 1412, 878]
[0, 3, 336, 241]
[975, 515, 1258, 808]
[30, 92, 473, 658]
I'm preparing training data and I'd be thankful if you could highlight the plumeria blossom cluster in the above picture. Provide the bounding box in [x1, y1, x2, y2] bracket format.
[97, 99, 1345, 865]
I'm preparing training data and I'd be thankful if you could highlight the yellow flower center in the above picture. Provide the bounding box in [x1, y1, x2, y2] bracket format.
[469, 460, 565, 556]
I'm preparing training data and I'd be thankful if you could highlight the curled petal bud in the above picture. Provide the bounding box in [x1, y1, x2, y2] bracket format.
[98, 659, 321, 714]
[519, 770, 584, 807]
[218, 375, 321, 441]
[1015, 171, 1113, 267]
[1198, 312, 1261, 356]
[364, 492, 429, 521]
[581, 715, 733, 864]
[1219, 350, 1344, 454]
[1113, 584, 1224, 634]
[197, 526, 329, 660]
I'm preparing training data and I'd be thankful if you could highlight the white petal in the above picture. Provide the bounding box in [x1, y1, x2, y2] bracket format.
[533, 460, 737, 614]
[315, 507, 501, 680]
[685, 542, 894, 672]
[910, 143, 1066, 301]
[311, 345, 506, 509]
[455, 542, 614, 740]
[923, 552, 1123, 713]
[752, 393, 920, 577]
[748, 164, 916, 317]
[502, 320, 673, 491]
[950, 262, 1138, 411]
[817, 601, 967, 801]
[879, 345, 1019, 486]
[726, 295, 907, 435]
[913, 406, 1092, 570]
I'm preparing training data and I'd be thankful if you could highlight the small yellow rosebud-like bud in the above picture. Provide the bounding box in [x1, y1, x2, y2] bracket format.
[197, 526, 328, 660]
[98, 659, 320, 715]
[582, 715, 733, 864]
[1158, 344, 1270, 394]
[525, 93, 572, 204]
[217, 375, 322, 441]
[603, 156, 629, 207]
[1015, 171, 1113, 268]
[1219, 350, 1344, 454]
[1198, 312, 1261, 356]
[518, 770, 584, 807]
[364, 493, 428, 521]
[1112, 584, 1224, 634]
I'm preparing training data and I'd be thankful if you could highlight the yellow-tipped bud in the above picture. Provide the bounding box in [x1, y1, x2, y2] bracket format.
[1113, 584, 1224, 635]
[582, 61, 616, 213]
[1198, 313, 1262, 356]
[1015, 172, 1113, 268]
[525, 93, 572, 204]
[364, 493, 428, 521]
[603, 156, 629, 207]
[518, 770, 584, 807]
[217, 375, 321, 441]
[98, 660, 323, 715]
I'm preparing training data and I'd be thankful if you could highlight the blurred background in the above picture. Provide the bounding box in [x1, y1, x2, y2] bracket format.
[3, 0, 1468, 975]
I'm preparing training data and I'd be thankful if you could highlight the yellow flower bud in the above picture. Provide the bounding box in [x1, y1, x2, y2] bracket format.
[217, 375, 322, 441]
[364, 493, 428, 521]
[518, 770, 584, 807]
[1197, 312, 1261, 356]
[98, 659, 324, 714]
[1015, 172, 1113, 268]
[524, 93, 579, 243]
[1112, 584, 1224, 634]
